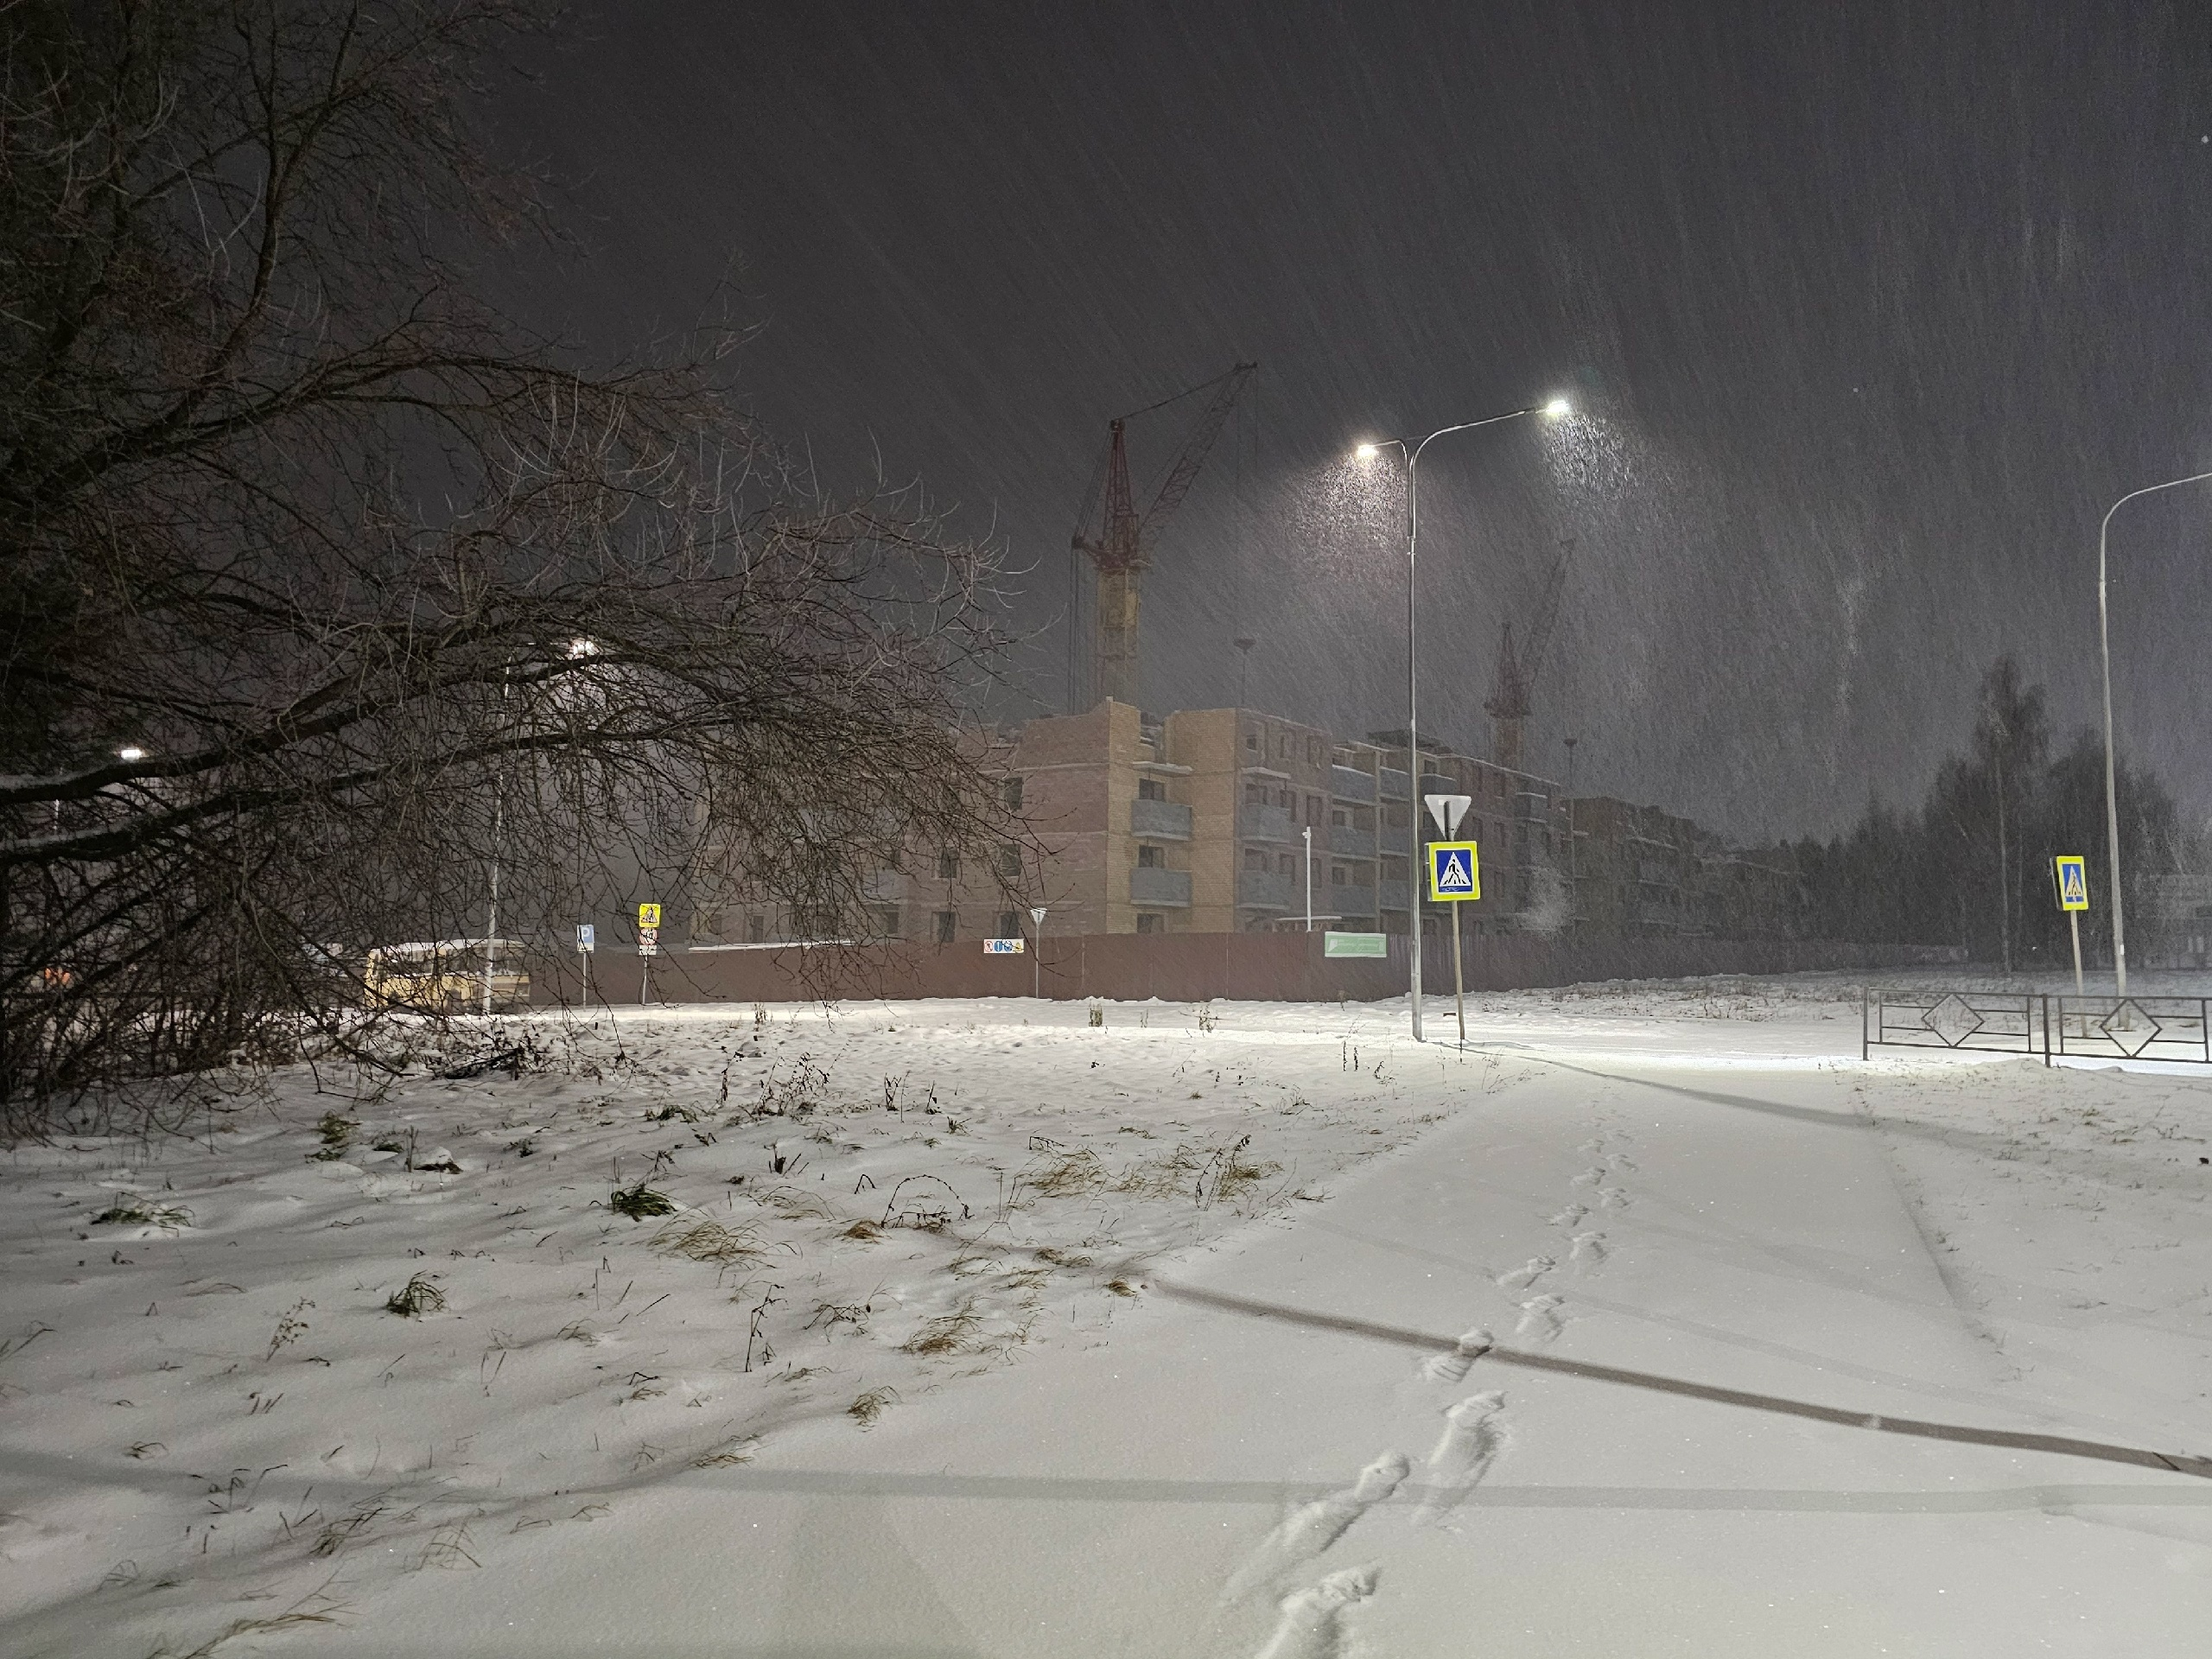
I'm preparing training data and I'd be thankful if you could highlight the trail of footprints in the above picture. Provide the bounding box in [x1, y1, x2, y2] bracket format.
[1224, 1116, 1636, 1656]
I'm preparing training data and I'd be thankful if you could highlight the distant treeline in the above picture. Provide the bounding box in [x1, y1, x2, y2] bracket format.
[1789, 658, 2186, 967]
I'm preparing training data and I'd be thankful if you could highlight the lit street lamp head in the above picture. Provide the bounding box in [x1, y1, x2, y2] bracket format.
[1543, 397, 1572, 418]
[118, 746, 147, 761]
[1353, 442, 1381, 461]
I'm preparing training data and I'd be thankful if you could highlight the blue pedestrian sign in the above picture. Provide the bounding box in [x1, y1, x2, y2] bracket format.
[2053, 855, 2088, 912]
[1427, 841, 1481, 902]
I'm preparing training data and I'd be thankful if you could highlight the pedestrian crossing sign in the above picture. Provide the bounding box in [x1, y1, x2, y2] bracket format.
[2053, 855, 2088, 912]
[1427, 841, 1480, 902]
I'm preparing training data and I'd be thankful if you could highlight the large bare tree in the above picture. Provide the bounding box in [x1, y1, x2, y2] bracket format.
[0, 2, 1013, 1128]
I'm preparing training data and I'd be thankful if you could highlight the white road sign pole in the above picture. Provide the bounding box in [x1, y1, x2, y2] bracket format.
[1302, 825, 1313, 932]
[1029, 906, 1047, 1000]
[1425, 797, 1475, 1046]
[2054, 856, 2089, 998]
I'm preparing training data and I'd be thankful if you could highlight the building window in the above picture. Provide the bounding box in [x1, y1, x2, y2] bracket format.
[1306, 793, 1323, 821]
[1276, 787, 1294, 809]
[1277, 734, 1290, 759]
[996, 911, 1021, 939]
[1243, 848, 1267, 872]
[1332, 863, 1348, 886]
[873, 906, 901, 938]
[694, 909, 723, 938]
[938, 849, 960, 879]
[1243, 731, 1259, 752]
[1001, 776, 1024, 810]
[1136, 912, 1164, 934]
[1138, 776, 1166, 801]
[747, 913, 766, 944]
[933, 910, 957, 944]
[1137, 844, 1165, 868]
[995, 844, 1022, 877]
[1278, 853, 1295, 876]
[1307, 738, 1323, 766]
[1244, 782, 1267, 805]
[1331, 807, 1349, 828]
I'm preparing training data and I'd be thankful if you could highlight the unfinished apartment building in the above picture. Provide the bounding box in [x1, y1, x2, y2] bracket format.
[692, 699, 1578, 945]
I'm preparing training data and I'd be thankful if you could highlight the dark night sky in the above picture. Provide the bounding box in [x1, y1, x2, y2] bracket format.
[491, 1, 2212, 842]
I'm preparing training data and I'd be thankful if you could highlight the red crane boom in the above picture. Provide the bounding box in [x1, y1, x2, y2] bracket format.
[1072, 362, 1256, 706]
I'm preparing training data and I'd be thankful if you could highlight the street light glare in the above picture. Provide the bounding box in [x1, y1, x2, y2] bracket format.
[1542, 397, 1572, 418]
[118, 745, 147, 761]
[1354, 442, 1381, 461]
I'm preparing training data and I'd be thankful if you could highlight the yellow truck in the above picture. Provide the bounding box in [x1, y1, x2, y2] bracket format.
[363, 939, 531, 1014]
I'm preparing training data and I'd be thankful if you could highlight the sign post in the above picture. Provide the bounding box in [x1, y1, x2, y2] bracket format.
[637, 902, 661, 1007]
[576, 922, 595, 1003]
[1029, 906, 1048, 1000]
[2053, 855, 2089, 996]
[1302, 825, 1314, 931]
[1424, 793, 1477, 1046]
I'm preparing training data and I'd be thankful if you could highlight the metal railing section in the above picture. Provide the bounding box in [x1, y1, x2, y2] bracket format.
[1861, 988, 2212, 1066]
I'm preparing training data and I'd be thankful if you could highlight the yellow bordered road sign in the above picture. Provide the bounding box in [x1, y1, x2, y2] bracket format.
[2053, 855, 2088, 912]
[637, 902, 662, 928]
[1427, 841, 1480, 902]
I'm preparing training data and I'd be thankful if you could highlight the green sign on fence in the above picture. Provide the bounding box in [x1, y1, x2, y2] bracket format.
[1324, 931, 1388, 958]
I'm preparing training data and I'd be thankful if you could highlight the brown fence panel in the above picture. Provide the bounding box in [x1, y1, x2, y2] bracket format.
[531, 932, 1936, 1009]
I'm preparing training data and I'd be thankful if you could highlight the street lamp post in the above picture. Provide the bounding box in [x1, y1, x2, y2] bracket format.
[1357, 397, 1570, 1041]
[2095, 468, 2212, 995]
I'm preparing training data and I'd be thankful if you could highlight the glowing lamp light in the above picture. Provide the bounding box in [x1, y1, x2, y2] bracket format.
[117, 745, 147, 761]
[1542, 397, 1573, 418]
[566, 638, 600, 658]
[1354, 442, 1381, 461]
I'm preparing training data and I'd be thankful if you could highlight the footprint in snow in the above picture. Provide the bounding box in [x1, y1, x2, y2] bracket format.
[1421, 1326, 1494, 1384]
[1493, 1255, 1555, 1292]
[1546, 1204, 1589, 1229]
[1607, 1154, 1639, 1173]
[1414, 1391, 1508, 1527]
[1514, 1294, 1567, 1346]
[1568, 1231, 1608, 1271]
[1251, 1565, 1380, 1659]
[1220, 1453, 1408, 1604]
[1569, 1166, 1605, 1188]
[1595, 1185, 1631, 1210]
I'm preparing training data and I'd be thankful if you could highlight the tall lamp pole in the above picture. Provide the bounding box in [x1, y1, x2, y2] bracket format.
[2096, 468, 2212, 995]
[1357, 397, 1571, 1041]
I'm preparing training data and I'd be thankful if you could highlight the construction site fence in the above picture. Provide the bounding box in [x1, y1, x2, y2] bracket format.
[534, 932, 1950, 1010]
[1862, 988, 2212, 1065]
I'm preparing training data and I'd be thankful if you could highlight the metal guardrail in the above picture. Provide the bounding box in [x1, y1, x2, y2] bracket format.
[2050, 995, 2212, 1065]
[1861, 988, 2212, 1066]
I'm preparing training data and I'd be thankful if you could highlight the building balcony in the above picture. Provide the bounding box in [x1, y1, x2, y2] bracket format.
[1237, 869, 1296, 911]
[1129, 867, 1192, 908]
[1379, 766, 1409, 800]
[1378, 878, 1410, 912]
[1130, 798, 1193, 840]
[1329, 765, 1376, 804]
[861, 870, 905, 901]
[1328, 826, 1376, 859]
[1238, 803, 1298, 843]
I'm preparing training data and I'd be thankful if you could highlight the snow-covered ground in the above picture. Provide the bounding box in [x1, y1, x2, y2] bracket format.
[3, 977, 2209, 1656]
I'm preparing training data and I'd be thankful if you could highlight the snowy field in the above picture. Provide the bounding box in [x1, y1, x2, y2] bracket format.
[3, 976, 2209, 1656]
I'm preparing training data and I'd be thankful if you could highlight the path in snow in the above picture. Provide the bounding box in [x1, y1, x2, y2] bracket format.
[289, 1012, 2212, 1656]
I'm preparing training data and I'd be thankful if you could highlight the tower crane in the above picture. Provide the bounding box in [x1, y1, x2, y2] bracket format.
[1483, 537, 1574, 775]
[1071, 362, 1256, 709]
